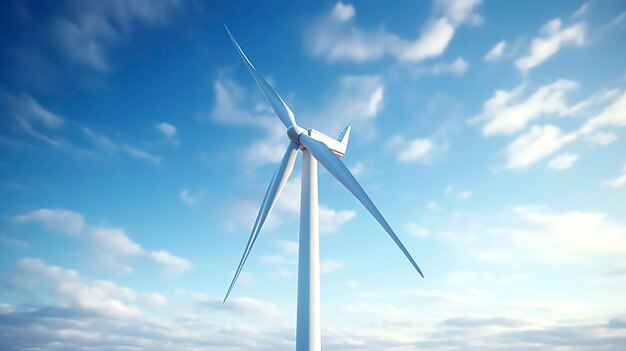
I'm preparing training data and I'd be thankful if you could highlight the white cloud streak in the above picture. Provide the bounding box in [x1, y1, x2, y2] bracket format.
[603, 163, 626, 187]
[505, 125, 576, 169]
[149, 250, 193, 276]
[156, 122, 177, 138]
[305, 0, 482, 63]
[515, 18, 585, 72]
[547, 153, 579, 170]
[12, 208, 192, 275]
[579, 91, 626, 135]
[473, 79, 579, 137]
[484, 40, 506, 62]
[13, 208, 85, 235]
[386, 135, 447, 164]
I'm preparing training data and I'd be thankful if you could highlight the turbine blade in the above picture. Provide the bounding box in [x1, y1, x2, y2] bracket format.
[299, 134, 424, 278]
[224, 25, 297, 129]
[224, 141, 299, 302]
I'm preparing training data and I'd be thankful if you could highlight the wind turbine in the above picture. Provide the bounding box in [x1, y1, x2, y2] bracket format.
[222, 26, 424, 351]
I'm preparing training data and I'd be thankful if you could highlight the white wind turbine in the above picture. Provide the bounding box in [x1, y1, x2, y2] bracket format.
[222, 26, 424, 351]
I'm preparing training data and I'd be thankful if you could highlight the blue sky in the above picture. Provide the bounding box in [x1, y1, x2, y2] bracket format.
[1, 0, 626, 349]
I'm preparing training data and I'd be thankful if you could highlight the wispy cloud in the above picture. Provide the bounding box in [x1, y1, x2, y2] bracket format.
[149, 250, 193, 276]
[13, 208, 85, 235]
[547, 152, 579, 170]
[515, 18, 585, 72]
[179, 189, 203, 206]
[4, 0, 183, 92]
[412, 57, 469, 76]
[155, 122, 179, 144]
[321, 258, 343, 274]
[603, 163, 626, 187]
[2, 92, 162, 163]
[211, 72, 386, 166]
[305, 0, 482, 63]
[484, 40, 506, 62]
[445, 185, 473, 199]
[472, 79, 579, 137]
[12, 208, 191, 275]
[331, 2, 355, 22]
[579, 91, 626, 135]
[8, 257, 142, 319]
[0, 235, 29, 249]
[386, 135, 448, 164]
[82, 127, 161, 164]
[504, 125, 576, 169]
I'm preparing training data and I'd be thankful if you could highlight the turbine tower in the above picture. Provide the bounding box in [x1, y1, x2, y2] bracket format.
[222, 26, 424, 351]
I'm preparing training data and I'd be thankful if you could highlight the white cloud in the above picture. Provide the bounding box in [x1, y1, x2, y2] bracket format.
[9, 258, 142, 319]
[13, 208, 85, 235]
[199, 295, 281, 318]
[505, 125, 576, 169]
[603, 163, 626, 187]
[499, 273, 529, 284]
[319, 207, 356, 234]
[149, 250, 193, 275]
[579, 91, 626, 135]
[155, 122, 176, 138]
[50, 0, 183, 71]
[484, 40, 506, 62]
[5, 93, 64, 129]
[179, 189, 200, 206]
[408, 290, 471, 304]
[584, 132, 617, 146]
[211, 71, 385, 167]
[547, 153, 578, 170]
[4, 93, 161, 164]
[277, 240, 299, 255]
[331, 2, 355, 22]
[83, 127, 161, 164]
[515, 18, 585, 72]
[349, 160, 371, 177]
[386, 135, 447, 164]
[404, 222, 430, 237]
[209, 75, 286, 167]
[400, 18, 456, 62]
[13, 208, 192, 275]
[321, 258, 343, 274]
[469, 248, 512, 263]
[312, 75, 385, 139]
[223, 176, 355, 236]
[144, 292, 168, 307]
[511, 207, 626, 262]
[472, 79, 578, 136]
[2, 92, 75, 151]
[90, 227, 144, 256]
[242, 123, 286, 167]
[572, 2, 590, 19]
[445, 185, 473, 199]
[416, 57, 469, 76]
[0, 235, 29, 249]
[435, 0, 483, 25]
[210, 76, 274, 128]
[305, 0, 482, 63]
[445, 270, 494, 285]
[605, 11, 626, 29]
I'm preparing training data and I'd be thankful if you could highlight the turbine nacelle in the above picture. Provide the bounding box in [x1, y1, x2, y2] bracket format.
[288, 125, 352, 158]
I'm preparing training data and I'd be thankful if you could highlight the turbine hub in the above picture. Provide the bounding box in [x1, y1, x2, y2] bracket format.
[287, 126, 306, 144]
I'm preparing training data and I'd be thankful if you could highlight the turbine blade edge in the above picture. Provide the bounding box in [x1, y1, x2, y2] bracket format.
[298, 134, 424, 278]
[223, 141, 300, 302]
[224, 25, 297, 129]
